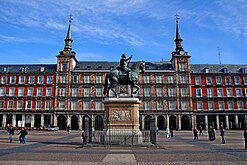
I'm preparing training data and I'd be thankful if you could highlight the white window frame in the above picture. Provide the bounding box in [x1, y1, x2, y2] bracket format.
[180, 88, 188, 97]
[180, 75, 186, 84]
[59, 88, 66, 97]
[168, 76, 174, 84]
[60, 76, 67, 83]
[72, 88, 78, 97]
[179, 63, 186, 72]
[17, 100, 23, 109]
[225, 76, 231, 85]
[236, 88, 242, 97]
[19, 76, 25, 84]
[95, 101, 102, 110]
[46, 88, 52, 96]
[216, 76, 222, 84]
[8, 100, 14, 109]
[26, 100, 32, 109]
[96, 75, 103, 83]
[207, 88, 213, 97]
[181, 101, 188, 110]
[197, 101, 203, 110]
[84, 75, 90, 83]
[228, 101, 234, 110]
[168, 88, 175, 97]
[28, 76, 34, 84]
[206, 77, 212, 85]
[84, 88, 90, 97]
[96, 87, 103, 97]
[1, 76, 7, 84]
[156, 75, 162, 83]
[9, 87, 15, 96]
[169, 101, 176, 110]
[226, 88, 233, 97]
[234, 76, 240, 85]
[0, 100, 4, 109]
[36, 100, 42, 109]
[208, 101, 214, 110]
[37, 76, 44, 84]
[218, 101, 224, 110]
[18, 88, 24, 96]
[196, 88, 202, 97]
[195, 76, 201, 85]
[47, 76, 53, 84]
[37, 88, 43, 96]
[237, 101, 243, 110]
[243, 76, 247, 85]
[83, 101, 90, 110]
[0, 88, 6, 96]
[144, 87, 151, 97]
[27, 88, 33, 96]
[156, 100, 163, 110]
[144, 75, 151, 83]
[45, 100, 51, 110]
[59, 100, 65, 109]
[217, 88, 223, 97]
[156, 87, 163, 97]
[10, 76, 16, 84]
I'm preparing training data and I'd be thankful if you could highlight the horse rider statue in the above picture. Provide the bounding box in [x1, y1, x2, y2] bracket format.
[117, 53, 132, 81]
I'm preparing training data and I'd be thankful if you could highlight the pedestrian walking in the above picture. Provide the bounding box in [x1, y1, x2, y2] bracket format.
[8, 125, 14, 143]
[244, 128, 247, 149]
[193, 128, 198, 140]
[66, 125, 70, 134]
[156, 126, 159, 135]
[165, 127, 169, 138]
[81, 131, 86, 145]
[208, 126, 215, 141]
[18, 127, 28, 144]
[220, 128, 225, 144]
[170, 126, 174, 138]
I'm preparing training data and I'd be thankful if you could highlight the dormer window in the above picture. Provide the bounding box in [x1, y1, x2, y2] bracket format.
[98, 65, 102, 69]
[21, 67, 27, 73]
[204, 68, 209, 73]
[240, 68, 246, 73]
[86, 65, 91, 70]
[3, 67, 10, 73]
[61, 63, 67, 71]
[40, 67, 45, 72]
[222, 68, 227, 73]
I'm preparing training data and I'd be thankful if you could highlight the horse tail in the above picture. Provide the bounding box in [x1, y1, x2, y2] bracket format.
[103, 73, 109, 95]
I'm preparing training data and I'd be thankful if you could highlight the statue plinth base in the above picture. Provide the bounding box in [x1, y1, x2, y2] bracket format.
[103, 98, 143, 145]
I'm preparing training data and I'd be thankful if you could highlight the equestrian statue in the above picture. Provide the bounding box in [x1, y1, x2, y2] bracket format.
[103, 54, 145, 97]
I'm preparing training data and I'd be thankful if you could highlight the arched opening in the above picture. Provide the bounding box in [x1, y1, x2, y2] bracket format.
[144, 115, 152, 130]
[71, 115, 79, 130]
[0, 114, 3, 127]
[83, 116, 92, 143]
[181, 115, 190, 130]
[208, 115, 216, 129]
[169, 115, 176, 130]
[157, 115, 165, 130]
[57, 115, 67, 130]
[238, 115, 245, 130]
[95, 115, 103, 130]
[196, 115, 205, 130]
[6, 114, 12, 126]
[34, 115, 41, 128]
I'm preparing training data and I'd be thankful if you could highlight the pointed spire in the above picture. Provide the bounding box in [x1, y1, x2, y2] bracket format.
[174, 14, 184, 52]
[64, 15, 73, 51]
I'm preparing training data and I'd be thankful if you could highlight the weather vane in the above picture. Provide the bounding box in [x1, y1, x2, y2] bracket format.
[175, 14, 180, 23]
[69, 14, 73, 22]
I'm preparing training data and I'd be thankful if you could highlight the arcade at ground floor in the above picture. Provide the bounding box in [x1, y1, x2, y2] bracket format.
[0, 110, 246, 130]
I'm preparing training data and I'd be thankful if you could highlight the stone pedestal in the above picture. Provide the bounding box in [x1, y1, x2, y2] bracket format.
[103, 98, 142, 145]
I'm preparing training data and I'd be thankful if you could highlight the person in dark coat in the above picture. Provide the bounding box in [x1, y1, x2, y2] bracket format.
[8, 125, 14, 143]
[244, 128, 247, 149]
[66, 125, 70, 134]
[208, 126, 215, 141]
[18, 127, 28, 144]
[170, 126, 174, 138]
[220, 128, 225, 144]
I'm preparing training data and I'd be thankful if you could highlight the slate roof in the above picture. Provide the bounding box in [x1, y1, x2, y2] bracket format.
[0, 64, 57, 74]
[190, 64, 247, 74]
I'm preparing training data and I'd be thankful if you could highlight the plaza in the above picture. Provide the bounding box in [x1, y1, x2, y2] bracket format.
[0, 130, 246, 164]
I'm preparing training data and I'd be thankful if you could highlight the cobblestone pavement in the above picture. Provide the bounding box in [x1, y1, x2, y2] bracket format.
[0, 130, 246, 164]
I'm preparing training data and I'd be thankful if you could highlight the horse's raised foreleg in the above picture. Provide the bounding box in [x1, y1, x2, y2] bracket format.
[133, 84, 139, 94]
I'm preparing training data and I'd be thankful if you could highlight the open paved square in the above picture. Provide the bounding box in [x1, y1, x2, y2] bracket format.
[0, 130, 247, 164]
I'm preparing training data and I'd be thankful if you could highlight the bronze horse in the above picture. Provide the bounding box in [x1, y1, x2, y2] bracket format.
[103, 61, 145, 97]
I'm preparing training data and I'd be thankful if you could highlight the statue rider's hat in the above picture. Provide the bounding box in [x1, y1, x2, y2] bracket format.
[121, 53, 126, 58]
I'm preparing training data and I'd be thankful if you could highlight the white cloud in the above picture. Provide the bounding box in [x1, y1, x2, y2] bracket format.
[0, 34, 26, 42]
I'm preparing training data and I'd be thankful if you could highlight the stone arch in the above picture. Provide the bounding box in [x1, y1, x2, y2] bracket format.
[95, 115, 103, 130]
[169, 115, 177, 130]
[181, 115, 190, 130]
[157, 115, 165, 130]
[144, 115, 152, 130]
[71, 115, 79, 130]
[57, 115, 67, 130]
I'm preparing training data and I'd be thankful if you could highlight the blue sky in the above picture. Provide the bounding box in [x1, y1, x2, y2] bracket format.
[0, 0, 247, 64]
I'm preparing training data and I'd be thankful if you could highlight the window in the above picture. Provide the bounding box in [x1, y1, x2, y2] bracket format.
[28, 76, 34, 84]
[17, 101, 23, 109]
[10, 76, 16, 84]
[72, 75, 78, 83]
[168, 88, 175, 97]
[169, 101, 176, 110]
[207, 88, 213, 97]
[45, 101, 51, 110]
[197, 101, 203, 110]
[237, 101, 243, 110]
[59, 100, 65, 109]
[96, 101, 102, 110]
[168, 76, 174, 83]
[72, 88, 78, 97]
[219, 101, 224, 110]
[156, 75, 162, 83]
[195, 76, 201, 85]
[36, 100, 42, 109]
[216, 76, 222, 84]
[71, 101, 78, 110]
[8, 100, 14, 109]
[3, 67, 10, 73]
[47, 76, 53, 84]
[228, 101, 234, 110]
[144, 101, 151, 110]
[208, 101, 214, 110]
[156, 87, 163, 97]
[96, 87, 103, 97]
[61, 63, 67, 71]
[40, 66, 45, 72]
[9, 88, 15, 96]
[1, 76, 7, 84]
[144, 75, 151, 83]
[37, 88, 43, 96]
[196, 88, 202, 97]
[19, 76, 25, 84]
[60, 76, 67, 83]
[37, 76, 44, 84]
[84, 75, 90, 83]
[180, 76, 186, 84]
[157, 101, 163, 110]
[83, 101, 90, 110]
[179, 63, 186, 71]
[96, 75, 103, 83]
[245, 89, 247, 97]
[180, 88, 188, 97]
[206, 77, 212, 85]
[84, 88, 90, 97]
[26, 100, 32, 109]
[21, 67, 27, 73]
[236, 88, 242, 97]
[0, 88, 6, 96]
[0, 100, 4, 108]
[27, 88, 33, 96]
[181, 101, 188, 109]
[46, 88, 52, 96]
[217, 88, 223, 97]
[244, 76, 247, 85]
[225, 76, 231, 85]
[59, 88, 66, 97]
[144, 87, 151, 97]
[226, 88, 233, 97]
[18, 88, 24, 96]
[234, 76, 240, 85]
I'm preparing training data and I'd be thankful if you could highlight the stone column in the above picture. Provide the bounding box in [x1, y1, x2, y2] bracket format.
[192, 115, 196, 129]
[12, 114, 16, 127]
[245, 115, 247, 128]
[53, 115, 57, 126]
[78, 115, 83, 130]
[205, 115, 208, 130]
[41, 114, 44, 127]
[235, 115, 239, 129]
[225, 115, 229, 130]
[67, 115, 71, 126]
[166, 114, 169, 128]
[91, 115, 95, 129]
[31, 114, 35, 127]
[178, 114, 181, 130]
[22, 114, 25, 127]
[216, 115, 220, 130]
[2, 114, 6, 127]
[142, 115, 145, 130]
